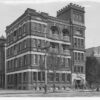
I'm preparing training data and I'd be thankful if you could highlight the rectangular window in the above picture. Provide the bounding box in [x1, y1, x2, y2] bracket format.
[7, 36, 9, 44]
[74, 52, 77, 61]
[19, 42, 21, 51]
[11, 47, 13, 56]
[33, 72, 37, 81]
[56, 73, 59, 82]
[24, 55, 27, 65]
[42, 71, 45, 81]
[65, 58, 68, 67]
[63, 58, 65, 67]
[31, 22, 38, 32]
[34, 23, 37, 31]
[38, 72, 41, 81]
[74, 38, 77, 48]
[37, 39, 41, 51]
[81, 53, 84, 61]
[78, 53, 80, 61]
[18, 57, 21, 67]
[20, 56, 23, 67]
[78, 66, 80, 73]
[33, 55, 35, 65]
[67, 74, 71, 82]
[32, 39, 36, 48]
[14, 58, 17, 68]
[14, 45, 17, 55]
[38, 24, 41, 32]
[33, 54, 38, 65]
[23, 40, 27, 49]
[19, 27, 21, 36]
[23, 24, 26, 33]
[12, 60, 14, 68]
[78, 39, 80, 48]
[74, 66, 76, 72]
[23, 72, 27, 82]
[10, 60, 13, 69]
[13, 30, 17, 41]
[18, 73, 21, 84]
[62, 73, 65, 82]
[81, 39, 84, 48]
[42, 25, 46, 33]
[48, 73, 53, 82]
[68, 58, 70, 67]
[41, 40, 45, 49]
[81, 66, 83, 73]
[7, 61, 9, 70]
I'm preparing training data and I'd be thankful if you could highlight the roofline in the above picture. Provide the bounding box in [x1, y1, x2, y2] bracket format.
[6, 8, 70, 33]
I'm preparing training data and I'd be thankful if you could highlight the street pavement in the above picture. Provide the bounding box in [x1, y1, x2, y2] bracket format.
[0, 89, 100, 97]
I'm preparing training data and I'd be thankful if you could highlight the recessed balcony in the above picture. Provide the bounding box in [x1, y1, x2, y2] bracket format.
[52, 33, 59, 40]
[48, 26, 59, 40]
[63, 35, 70, 42]
[62, 29, 70, 42]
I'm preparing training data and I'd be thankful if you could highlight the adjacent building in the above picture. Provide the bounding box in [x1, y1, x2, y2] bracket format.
[86, 46, 100, 57]
[86, 46, 100, 87]
[5, 3, 86, 90]
[0, 36, 6, 89]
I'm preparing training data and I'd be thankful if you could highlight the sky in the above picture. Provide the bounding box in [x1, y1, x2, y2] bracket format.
[0, 0, 100, 48]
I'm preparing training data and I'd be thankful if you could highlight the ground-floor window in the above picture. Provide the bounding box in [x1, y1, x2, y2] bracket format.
[48, 73, 53, 82]
[33, 72, 37, 82]
[67, 74, 71, 82]
[74, 66, 84, 73]
[38, 72, 41, 81]
[23, 72, 27, 82]
[61, 73, 66, 82]
[18, 73, 21, 84]
[41, 72, 45, 81]
[55, 73, 59, 82]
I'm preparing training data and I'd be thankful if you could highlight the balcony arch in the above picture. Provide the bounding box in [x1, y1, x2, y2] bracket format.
[62, 29, 69, 36]
[50, 26, 59, 33]
[49, 25, 60, 39]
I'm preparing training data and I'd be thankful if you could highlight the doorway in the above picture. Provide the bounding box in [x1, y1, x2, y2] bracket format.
[75, 80, 81, 89]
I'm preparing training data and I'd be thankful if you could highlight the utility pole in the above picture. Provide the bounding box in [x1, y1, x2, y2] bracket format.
[38, 31, 50, 93]
[44, 53, 47, 93]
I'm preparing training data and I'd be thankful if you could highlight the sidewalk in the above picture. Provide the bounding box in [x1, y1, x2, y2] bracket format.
[0, 88, 95, 95]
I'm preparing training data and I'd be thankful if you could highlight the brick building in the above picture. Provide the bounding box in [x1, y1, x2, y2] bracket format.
[5, 3, 86, 90]
[0, 36, 6, 89]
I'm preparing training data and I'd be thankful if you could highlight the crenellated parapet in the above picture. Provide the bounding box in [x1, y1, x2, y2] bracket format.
[57, 3, 85, 16]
